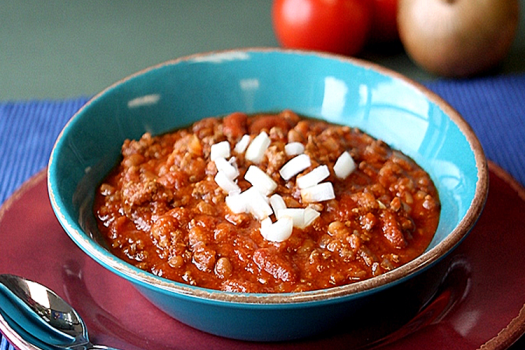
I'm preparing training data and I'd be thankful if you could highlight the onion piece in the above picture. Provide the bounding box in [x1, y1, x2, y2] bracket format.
[260, 217, 273, 240]
[302, 207, 321, 228]
[214, 157, 239, 180]
[215, 171, 240, 194]
[276, 208, 305, 227]
[334, 151, 356, 179]
[229, 156, 239, 173]
[276, 207, 320, 229]
[261, 216, 294, 242]
[244, 165, 277, 195]
[285, 142, 305, 156]
[210, 141, 230, 161]
[279, 154, 311, 181]
[269, 194, 287, 214]
[225, 192, 247, 214]
[234, 134, 251, 154]
[296, 165, 330, 189]
[301, 182, 335, 203]
[245, 131, 271, 163]
[244, 187, 273, 220]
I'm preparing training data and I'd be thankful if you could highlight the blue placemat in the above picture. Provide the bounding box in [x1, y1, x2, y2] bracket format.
[426, 74, 525, 187]
[0, 338, 13, 350]
[1, 74, 525, 349]
[0, 98, 89, 205]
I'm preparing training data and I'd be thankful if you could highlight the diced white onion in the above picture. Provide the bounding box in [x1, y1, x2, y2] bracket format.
[210, 141, 230, 161]
[245, 132, 271, 163]
[301, 182, 335, 203]
[296, 165, 330, 189]
[214, 157, 239, 180]
[334, 151, 356, 179]
[244, 165, 277, 195]
[229, 157, 239, 174]
[285, 142, 305, 156]
[261, 216, 294, 242]
[302, 207, 321, 228]
[244, 187, 273, 220]
[259, 217, 273, 240]
[225, 192, 247, 214]
[276, 208, 305, 227]
[276, 207, 320, 229]
[269, 194, 287, 214]
[215, 171, 240, 194]
[217, 126, 335, 239]
[234, 134, 251, 154]
[279, 154, 311, 181]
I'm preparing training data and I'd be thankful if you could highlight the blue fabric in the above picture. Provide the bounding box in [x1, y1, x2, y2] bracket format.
[0, 98, 89, 205]
[425, 74, 525, 187]
[1, 74, 525, 348]
[0, 336, 14, 350]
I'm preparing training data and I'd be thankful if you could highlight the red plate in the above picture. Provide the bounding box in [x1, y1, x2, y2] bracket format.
[1, 162, 524, 350]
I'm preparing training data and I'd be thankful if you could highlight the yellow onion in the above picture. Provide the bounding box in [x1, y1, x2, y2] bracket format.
[398, 0, 520, 77]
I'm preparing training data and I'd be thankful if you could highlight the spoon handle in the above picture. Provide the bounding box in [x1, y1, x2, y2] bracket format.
[68, 343, 123, 350]
[67, 345, 123, 350]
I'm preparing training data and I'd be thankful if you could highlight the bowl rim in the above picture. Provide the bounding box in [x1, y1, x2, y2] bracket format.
[48, 47, 489, 305]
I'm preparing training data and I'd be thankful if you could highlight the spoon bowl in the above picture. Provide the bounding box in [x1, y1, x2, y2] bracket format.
[0, 274, 119, 350]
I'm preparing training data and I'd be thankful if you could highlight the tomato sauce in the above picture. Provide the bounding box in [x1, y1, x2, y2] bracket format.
[94, 110, 440, 293]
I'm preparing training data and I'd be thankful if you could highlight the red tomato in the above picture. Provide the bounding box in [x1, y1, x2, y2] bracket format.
[369, 0, 399, 43]
[272, 0, 372, 56]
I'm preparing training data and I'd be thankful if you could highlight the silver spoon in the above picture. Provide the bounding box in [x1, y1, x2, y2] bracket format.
[0, 274, 120, 350]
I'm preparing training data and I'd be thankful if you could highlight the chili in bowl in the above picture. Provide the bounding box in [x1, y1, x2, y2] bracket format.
[94, 110, 441, 294]
[48, 48, 488, 342]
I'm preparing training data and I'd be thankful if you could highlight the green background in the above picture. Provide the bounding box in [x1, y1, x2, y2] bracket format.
[1, 0, 524, 101]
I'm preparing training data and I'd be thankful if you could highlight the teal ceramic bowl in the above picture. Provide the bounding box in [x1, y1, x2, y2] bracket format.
[48, 48, 488, 342]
